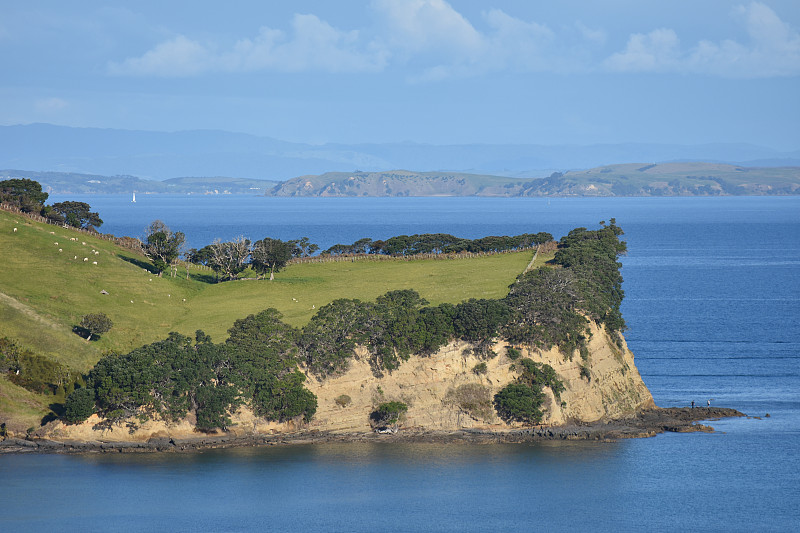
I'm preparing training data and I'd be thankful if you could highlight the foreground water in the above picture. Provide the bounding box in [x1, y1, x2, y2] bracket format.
[2, 196, 799, 531]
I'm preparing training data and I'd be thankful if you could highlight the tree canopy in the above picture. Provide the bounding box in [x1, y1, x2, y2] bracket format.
[46, 201, 103, 229]
[0, 178, 48, 213]
[144, 220, 185, 276]
[251, 237, 294, 280]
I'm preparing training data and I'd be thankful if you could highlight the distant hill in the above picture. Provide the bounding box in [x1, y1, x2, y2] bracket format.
[0, 170, 278, 195]
[268, 170, 522, 197]
[268, 164, 800, 197]
[2, 123, 799, 179]
[4, 163, 799, 197]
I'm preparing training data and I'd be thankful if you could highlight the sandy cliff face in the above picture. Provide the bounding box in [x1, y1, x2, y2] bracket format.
[307, 321, 653, 433]
[41, 322, 653, 442]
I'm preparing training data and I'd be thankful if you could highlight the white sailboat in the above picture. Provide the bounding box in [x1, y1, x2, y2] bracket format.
[132, 192, 136, 203]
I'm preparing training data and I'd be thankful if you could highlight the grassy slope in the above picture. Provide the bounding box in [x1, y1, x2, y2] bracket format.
[0, 209, 531, 372]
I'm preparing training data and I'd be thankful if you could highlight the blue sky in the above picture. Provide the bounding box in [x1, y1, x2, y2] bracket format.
[1, 1, 798, 149]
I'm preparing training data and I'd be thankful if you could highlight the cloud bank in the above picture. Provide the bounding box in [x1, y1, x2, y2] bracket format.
[108, 1, 800, 79]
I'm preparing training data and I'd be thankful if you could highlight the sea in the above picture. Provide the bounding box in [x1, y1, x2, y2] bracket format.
[2, 195, 798, 532]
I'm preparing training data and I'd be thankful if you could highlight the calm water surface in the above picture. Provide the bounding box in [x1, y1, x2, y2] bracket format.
[2, 196, 798, 531]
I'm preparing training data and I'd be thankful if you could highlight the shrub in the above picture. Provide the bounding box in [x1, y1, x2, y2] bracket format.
[446, 383, 492, 420]
[506, 346, 522, 360]
[370, 401, 408, 427]
[472, 362, 488, 375]
[334, 394, 352, 407]
[494, 383, 544, 424]
[64, 388, 95, 423]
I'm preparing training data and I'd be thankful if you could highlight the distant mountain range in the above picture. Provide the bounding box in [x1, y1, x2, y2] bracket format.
[4, 163, 798, 197]
[2, 123, 799, 180]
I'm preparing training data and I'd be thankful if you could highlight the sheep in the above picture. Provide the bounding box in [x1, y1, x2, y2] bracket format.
[13, 228, 17, 232]
[83, 257, 88, 262]
[81, 242, 86, 245]
[58, 249, 62, 252]
[49, 231, 55, 235]
[92, 261, 97, 265]
[53, 242, 58, 246]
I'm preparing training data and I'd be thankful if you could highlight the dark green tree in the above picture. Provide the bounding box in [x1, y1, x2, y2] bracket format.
[64, 387, 96, 423]
[0, 178, 48, 213]
[144, 220, 185, 276]
[493, 383, 545, 424]
[46, 201, 103, 229]
[251, 237, 294, 280]
[79, 313, 113, 341]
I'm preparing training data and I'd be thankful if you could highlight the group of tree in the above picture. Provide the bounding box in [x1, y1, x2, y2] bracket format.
[66, 309, 317, 430]
[64, 220, 627, 429]
[322, 232, 553, 257]
[184, 235, 317, 281]
[1, 178, 103, 230]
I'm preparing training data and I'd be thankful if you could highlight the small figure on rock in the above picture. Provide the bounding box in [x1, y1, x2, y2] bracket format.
[691, 401, 695, 409]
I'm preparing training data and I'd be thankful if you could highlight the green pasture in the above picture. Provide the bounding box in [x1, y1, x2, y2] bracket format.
[0, 209, 535, 372]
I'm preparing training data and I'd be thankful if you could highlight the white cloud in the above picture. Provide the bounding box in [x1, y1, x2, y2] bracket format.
[107, 1, 799, 80]
[108, 14, 385, 76]
[604, 28, 681, 73]
[604, 2, 800, 77]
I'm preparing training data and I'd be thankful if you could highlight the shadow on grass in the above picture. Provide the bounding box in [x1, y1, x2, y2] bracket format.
[189, 271, 218, 284]
[119, 255, 158, 273]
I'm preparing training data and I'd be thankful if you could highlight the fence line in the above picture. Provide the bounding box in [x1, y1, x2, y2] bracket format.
[2, 202, 544, 269]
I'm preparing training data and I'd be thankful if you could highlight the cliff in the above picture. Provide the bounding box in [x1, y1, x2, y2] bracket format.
[38, 321, 653, 443]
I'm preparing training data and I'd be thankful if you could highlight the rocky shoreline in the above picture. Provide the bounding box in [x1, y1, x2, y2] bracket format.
[0, 407, 746, 454]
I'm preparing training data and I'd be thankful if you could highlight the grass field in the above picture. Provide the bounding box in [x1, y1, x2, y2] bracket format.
[0, 209, 539, 373]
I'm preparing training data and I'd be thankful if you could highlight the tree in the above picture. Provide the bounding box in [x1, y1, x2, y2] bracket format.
[493, 383, 545, 425]
[251, 237, 294, 280]
[64, 387, 96, 423]
[79, 313, 113, 341]
[208, 236, 251, 281]
[288, 237, 319, 258]
[0, 178, 48, 213]
[46, 201, 103, 229]
[144, 220, 185, 276]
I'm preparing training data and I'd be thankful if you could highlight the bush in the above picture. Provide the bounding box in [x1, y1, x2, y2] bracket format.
[370, 401, 408, 427]
[494, 383, 544, 424]
[472, 362, 488, 375]
[334, 394, 352, 407]
[64, 388, 95, 423]
[446, 383, 492, 420]
[506, 346, 522, 360]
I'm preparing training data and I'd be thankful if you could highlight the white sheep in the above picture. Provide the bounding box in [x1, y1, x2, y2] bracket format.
[92, 261, 97, 265]
[58, 249, 62, 252]
[82, 242, 86, 245]
[13, 228, 17, 232]
[83, 257, 88, 262]
[53, 242, 58, 245]
[49, 231, 55, 235]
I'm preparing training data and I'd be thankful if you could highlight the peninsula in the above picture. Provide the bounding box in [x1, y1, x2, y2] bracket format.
[0, 203, 743, 453]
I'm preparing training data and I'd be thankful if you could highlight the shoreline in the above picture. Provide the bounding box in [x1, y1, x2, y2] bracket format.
[0, 407, 746, 455]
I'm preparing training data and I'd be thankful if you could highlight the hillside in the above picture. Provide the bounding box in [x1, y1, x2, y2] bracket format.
[0, 207, 536, 432]
[0, 170, 278, 195]
[5, 162, 799, 197]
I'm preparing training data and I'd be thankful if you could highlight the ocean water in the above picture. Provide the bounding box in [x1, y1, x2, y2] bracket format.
[2, 196, 799, 531]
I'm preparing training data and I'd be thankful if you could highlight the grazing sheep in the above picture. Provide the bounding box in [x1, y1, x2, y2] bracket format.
[53, 242, 58, 245]
[83, 257, 88, 261]
[82, 242, 86, 245]
[49, 231, 55, 235]
[92, 261, 97, 265]
[58, 249, 62, 252]
[13, 228, 17, 232]
[73, 256, 77, 260]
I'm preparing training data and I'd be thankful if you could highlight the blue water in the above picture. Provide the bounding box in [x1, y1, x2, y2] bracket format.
[2, 196, 799, 531]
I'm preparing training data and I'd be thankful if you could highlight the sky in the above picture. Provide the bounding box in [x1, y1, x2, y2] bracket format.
[1, 0, 799, 149]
